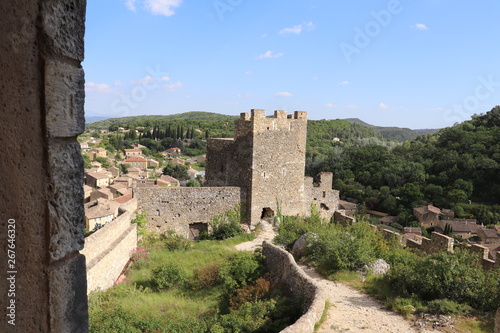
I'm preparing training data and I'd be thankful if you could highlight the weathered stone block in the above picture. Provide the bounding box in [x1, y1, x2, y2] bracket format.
[48, 141, 85, 261]
[41, 0, 86, 61]
[45, 59, 85, 137]
[48, 254, 88, 333]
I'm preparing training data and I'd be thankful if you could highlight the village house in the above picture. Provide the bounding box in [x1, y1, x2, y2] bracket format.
[107, 166, 120, 178]
[436, 219, 480, 240]
[125, 156, 148, 169]
[157, 175, 180, 187]
[124, 148, 143, 157]
[83, 185, 93, 203]
[413, 204, 441, 227]
[85, 171, 113, 188]
[478, 228, 500, 244]
[167, 147, 181, 155]
[187, 167, 200, 179]
[379, 216, 398, 226]
[114, 176, 133, 188]
[148, 159, 160, 168]
[84, 198, 120, 231]
[108, 183, 128, 195]
[127, 167, 141, 176]
[90, 188, 114, 201]
[87, 147, 107, 160]
[80, 141, 90, 151]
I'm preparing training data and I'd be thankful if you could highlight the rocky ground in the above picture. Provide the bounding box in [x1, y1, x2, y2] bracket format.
[235, 222, 442, 333]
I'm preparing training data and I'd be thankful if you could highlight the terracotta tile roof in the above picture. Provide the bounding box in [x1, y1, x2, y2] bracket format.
[114, 193, 133, 204]
[85, 199, 119, 219]
[124, 148, 142, 152]
[125, 156, 147, 162]
[414, 204, 441, 215]
[85, 171, 111, 180]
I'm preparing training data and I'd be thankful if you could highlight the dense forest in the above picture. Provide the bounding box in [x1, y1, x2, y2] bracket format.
[307, 106, 500, 226]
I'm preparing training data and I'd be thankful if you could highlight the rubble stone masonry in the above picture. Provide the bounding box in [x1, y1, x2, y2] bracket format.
[135, 187, 241, 236]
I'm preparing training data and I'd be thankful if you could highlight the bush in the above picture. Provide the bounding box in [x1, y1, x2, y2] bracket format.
[229, 277, 270, 310]
[426, 299, 472, 315]
[191, 262, 221, 290]
[151, 263, 188, 290]
[219, 252, 263, 293]
[201, 204, 245, 240]
[161, 230, 192, 251]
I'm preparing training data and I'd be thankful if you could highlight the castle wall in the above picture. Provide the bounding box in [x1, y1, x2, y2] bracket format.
[262, 241, 325, 333]
[81, 199, 137, 294]
[134, 187, 241, 236]
[0, 1, 88, 332]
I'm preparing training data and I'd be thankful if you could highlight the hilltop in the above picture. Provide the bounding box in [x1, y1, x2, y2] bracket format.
[344, 118, 439, 142]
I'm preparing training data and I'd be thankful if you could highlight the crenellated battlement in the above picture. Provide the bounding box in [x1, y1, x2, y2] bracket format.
[235, 109, 308, 138]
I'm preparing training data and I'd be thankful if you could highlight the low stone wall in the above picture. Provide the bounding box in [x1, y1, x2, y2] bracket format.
[134, 187, 241, 236]
[262, 241, 325, 333]
[81, 199, 138, 294]
[406, 232, 454, 254]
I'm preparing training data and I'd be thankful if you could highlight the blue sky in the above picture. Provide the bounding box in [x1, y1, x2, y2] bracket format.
[84, 0, 500, 129]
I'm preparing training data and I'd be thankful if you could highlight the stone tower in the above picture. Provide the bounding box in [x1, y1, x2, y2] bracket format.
[206, 109, 308, 225]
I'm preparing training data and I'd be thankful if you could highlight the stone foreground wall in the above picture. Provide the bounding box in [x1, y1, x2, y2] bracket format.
[81, 199, 138, 294]
[135, 187, 241, 236]
[0, 1, 88, 332]
[262, 242, 325, 333]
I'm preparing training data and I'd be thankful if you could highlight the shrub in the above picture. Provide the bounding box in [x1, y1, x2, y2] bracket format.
[130, 247, 149, 269]
[219, 252, 263, 293]
[161, 230, 192, 251]
[229, 277, 270, 310]
[200, 204, 246, 240]
[426, 299, 472, 315]
[191, 262, 221, 290]
[217, 300, 276, 332]
[151, 263, 188, 290]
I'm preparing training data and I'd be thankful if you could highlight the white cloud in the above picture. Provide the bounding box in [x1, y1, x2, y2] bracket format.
[261, 33, 268, 38]
[132, 75, 170, 85]
[338, 80, 350, 85]
[433, 107, 445, 111]
[144, 0, 182, 17]
[379, 102, 389, 109]
[85, 82, 116, 94]
[236, 93, 255, 98]
[164, 81, 183, 91]
[345, 104, 357, 109]
[414, 23, 429, 30]
[125, 0, 137, 11]
[257, 50, 284, 60]
[311, 76, 319, 81]
[325, 103, 336, 108]
[275, 92, 292, 97]
[245, 71, 253, 76]
[279, 21, 315, 35]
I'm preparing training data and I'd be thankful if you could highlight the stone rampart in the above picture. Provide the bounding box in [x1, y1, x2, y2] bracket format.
[262, 242, 325, 333]
[81, 198, 138, 294]
[134, 187, 241, 236]
[404, 232, 499, 269]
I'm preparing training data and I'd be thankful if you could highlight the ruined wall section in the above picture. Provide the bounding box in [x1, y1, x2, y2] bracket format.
[248, 110, 308, 225]
[262, 241, 325, 333]
[304, 173, 340, 222]
[135, 187, 241, 236]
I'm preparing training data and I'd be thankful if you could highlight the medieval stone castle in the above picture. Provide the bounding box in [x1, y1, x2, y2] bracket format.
[135, 109, 340, 238]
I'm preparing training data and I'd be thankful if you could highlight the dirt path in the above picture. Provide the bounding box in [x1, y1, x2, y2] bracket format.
[236, 222, 438, 333]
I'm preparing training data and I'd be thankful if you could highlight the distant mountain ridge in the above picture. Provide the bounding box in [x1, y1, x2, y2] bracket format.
[344, 118, 440, 142]
[85, 112, 439, 142]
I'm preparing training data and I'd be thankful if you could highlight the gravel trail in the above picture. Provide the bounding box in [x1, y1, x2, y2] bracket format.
[235, 222, 438, 333]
